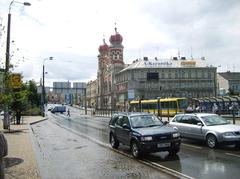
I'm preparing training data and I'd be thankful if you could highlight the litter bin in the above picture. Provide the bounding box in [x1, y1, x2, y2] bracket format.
[3, 113, 10, 130]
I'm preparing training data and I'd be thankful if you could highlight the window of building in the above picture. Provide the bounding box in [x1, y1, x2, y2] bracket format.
[168, 73, 171, 79]
[162, 73, 165, 79]
[147, 72, 159, 81]
[175, 72, 178, 79]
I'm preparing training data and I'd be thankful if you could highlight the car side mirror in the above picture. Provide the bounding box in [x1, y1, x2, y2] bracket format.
[122, 124, 131, 130]
[163, 121, 169, 125]
[197, 122, 203, 126]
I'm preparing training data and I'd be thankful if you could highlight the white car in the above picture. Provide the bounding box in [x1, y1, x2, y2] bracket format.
[169, 113, 240, 148]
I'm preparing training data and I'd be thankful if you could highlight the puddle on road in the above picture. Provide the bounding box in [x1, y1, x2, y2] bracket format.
[53, 146, 70, 151]
[74, 145, 87, 150]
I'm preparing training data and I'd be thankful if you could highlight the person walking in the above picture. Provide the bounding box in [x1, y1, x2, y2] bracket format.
[67, 109, 70, 117]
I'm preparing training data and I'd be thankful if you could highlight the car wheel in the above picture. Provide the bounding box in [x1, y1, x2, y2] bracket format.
[110, 133, 119, 149]
[235, 142, 240, 149]
[206, 134, 217, 148]
[169, 148, 180, 156]
[131, 141, 141, 158]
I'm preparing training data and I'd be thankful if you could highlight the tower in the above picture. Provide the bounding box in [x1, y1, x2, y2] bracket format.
[96, 27, 125, 109]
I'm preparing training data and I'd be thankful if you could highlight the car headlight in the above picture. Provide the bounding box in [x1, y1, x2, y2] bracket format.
[223, 132, 235, 137]
[141, 136, 153, 141]
[173, 133, 180, 138]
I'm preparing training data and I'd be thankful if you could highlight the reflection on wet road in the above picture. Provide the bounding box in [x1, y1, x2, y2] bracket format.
[46, 108, 240, 179]
[31, 115, 174, 179]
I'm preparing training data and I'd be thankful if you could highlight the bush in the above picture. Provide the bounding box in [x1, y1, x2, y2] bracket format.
[23, 106, 41, 116]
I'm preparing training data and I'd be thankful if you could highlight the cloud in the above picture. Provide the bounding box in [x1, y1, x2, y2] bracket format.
[1, 0, 240, 86]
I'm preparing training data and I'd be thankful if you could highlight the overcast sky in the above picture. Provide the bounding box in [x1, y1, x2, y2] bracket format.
[0, 0, 240, 86]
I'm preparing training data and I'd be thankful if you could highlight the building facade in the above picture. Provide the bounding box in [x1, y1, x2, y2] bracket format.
[115, 57, 217, 109]
[86, 80, 97, 107]
[217, 72, 240, 96]
[50, 81, 86, 105]
[96, 27, 125, 109]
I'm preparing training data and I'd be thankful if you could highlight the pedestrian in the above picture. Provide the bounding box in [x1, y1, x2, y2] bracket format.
[67, 109, 70, 117]
[0, 132, 8, 179]
[186, 104, 193, 113]
[212, 103, 218, 114]
[195, 105, 200, 112]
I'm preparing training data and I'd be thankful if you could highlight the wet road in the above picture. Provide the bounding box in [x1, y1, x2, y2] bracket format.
[31, 112, 175, 179]
[35, 106, 240, 179]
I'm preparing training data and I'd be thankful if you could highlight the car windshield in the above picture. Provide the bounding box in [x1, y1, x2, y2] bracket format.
[201, 115, 229, 126]
[130, 115, 163, 128]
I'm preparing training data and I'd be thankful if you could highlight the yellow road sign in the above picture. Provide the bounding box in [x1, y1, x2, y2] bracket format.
[11, 73, 22, 89]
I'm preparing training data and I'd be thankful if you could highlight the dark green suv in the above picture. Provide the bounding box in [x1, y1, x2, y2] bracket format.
[109, 112, 181, 158]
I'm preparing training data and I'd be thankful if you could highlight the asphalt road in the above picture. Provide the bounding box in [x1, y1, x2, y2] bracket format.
[31, 113, 175, 179]
[33, 106, 240, 179]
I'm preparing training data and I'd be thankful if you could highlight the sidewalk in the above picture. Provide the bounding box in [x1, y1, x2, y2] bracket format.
[0, 116, 44, 179]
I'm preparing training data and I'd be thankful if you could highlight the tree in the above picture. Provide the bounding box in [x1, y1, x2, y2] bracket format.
[26, 80, 40, 107]
[10, 90, 28, 124]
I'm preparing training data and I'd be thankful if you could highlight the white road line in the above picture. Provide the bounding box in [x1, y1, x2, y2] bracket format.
[182, 143, 202, 149]
[48, 119, 194, 179]
[225, 153, 240, 158]
[146, 161, 195, 179]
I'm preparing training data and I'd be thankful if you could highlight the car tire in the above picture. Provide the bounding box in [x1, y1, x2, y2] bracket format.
[131, 141, 141, 158]
[235, 142, 240, 149]
[110, 133, 119, 149]
[206, 134, 217, 148]
[169, 148, 180, 156]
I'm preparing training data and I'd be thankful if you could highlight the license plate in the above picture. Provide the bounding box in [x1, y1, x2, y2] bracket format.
[157, 143, 171, 148]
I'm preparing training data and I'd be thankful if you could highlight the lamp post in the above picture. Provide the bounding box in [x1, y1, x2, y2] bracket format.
[3, 0, 30, 129]
[41, 57, 53, 117]
[6, 0, 31, 73]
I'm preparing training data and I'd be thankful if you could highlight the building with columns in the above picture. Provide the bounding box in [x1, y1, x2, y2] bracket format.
[96, 27, 125, 109]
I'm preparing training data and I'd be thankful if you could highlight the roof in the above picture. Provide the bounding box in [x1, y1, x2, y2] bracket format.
[218, 72, 240, 80]
[119, 57, 215, 73]
[175, 113, 217, 117]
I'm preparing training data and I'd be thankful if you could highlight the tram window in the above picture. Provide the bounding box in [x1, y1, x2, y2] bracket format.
[160, 101, 177, 109]
[169, 101, 177, 108]
[161, 102, 168, 109]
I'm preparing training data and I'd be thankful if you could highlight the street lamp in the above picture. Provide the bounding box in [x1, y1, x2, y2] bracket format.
[6, 0, 31, 72]
[3, 0, 31, 129]
[41, 57, 53, 117]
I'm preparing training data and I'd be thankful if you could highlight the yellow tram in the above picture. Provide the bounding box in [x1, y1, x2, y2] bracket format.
[129, 98, 188, 117]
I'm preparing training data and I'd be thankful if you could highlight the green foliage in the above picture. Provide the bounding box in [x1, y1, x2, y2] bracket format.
[1, 78, 41, 116]
[27, 80, 41, 107]
[23, 106, 41, 116]
[10, 89, 29, 113]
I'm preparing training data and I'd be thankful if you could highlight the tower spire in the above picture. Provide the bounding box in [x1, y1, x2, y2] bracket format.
[103, 34, 106, 44]
[114, 22, 118, 34]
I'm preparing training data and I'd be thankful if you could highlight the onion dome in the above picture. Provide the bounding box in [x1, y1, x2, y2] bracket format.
[98, 38, 109, 54]
[109, 27, 123, 46]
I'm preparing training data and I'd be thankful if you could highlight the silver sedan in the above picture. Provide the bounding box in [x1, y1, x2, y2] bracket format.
[169, 113, 240, 148]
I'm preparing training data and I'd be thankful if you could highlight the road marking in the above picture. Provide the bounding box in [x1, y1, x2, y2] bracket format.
[182, 143, 202, 149]
[48, 119, 194, 179]
[225, 153, 240, 158]
[145, 161, 195, 179]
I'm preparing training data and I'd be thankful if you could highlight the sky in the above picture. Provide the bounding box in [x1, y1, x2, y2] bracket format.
[0, 0, 240, 87]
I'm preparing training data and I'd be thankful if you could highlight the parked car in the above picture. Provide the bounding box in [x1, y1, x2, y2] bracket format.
[169, 113, 240, 148]
[109, 112, 181, 158]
